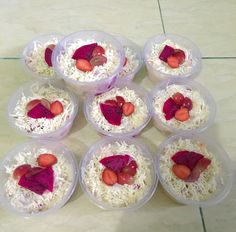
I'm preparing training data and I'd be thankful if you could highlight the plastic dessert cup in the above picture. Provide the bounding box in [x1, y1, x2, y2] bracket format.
[7, 80, 79, 140]
[0, 140, 78, 217]
[52, 30, 125, 95]
[143, 33, 202, 83]
[79, 136, 158, 210]
[84, 82, 152, 137]
[156, 132, 233, 207]
[115, 36, 142, 83]
[150, 78, 216, 134]
[21, 34, 63, 79]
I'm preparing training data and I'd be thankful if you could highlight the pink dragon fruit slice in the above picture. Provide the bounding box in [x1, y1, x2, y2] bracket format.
[33, 166, 54, 192]
[18, 174, 46, 195]
[27, 103, 55, 119]
[44, 45, 55, 67]
[100, 103, 122, 126]
[72, 43, 98, 60]
[171, 150, 204, 170]
[162, 98, 179, 120]
[100, 154, 131, 173]
[159, 45, 175, 62]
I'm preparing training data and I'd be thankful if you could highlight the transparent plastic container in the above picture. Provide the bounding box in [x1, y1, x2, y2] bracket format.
[21, 34, 63, 79]
[7, 80, 79, 140]
[52, 30, 125, 95]
[0, 140, 78, 217]
[150, 78, 216, 134]
[84, 82, 152, 137]
[115, 36, 142, 83]
[143, 33, 202, 83]
[79, 136, 158, 210]
[156, 132, 234, 207]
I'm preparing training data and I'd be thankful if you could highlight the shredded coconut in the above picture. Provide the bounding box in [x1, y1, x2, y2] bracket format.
[4, 148, 72, 214]
[147, 39, 197, 76]
[118, 47, 139, 78]
[11, 83, 74, 135]
[89, 87, 149, 133]
[153, 84, 209, 130]
[83, 141, 152, 207]
[23, 38, 59, 77]
[159, 138, 222, 201]
[57, 40, 120, 82]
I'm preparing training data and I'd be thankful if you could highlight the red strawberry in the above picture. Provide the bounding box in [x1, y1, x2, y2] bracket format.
[24, 167, 43, 178]
[116, 96, 125, 107]
[13, 164, 31, 180]
[37, 153, 57, 167]
[122, 102, 135, 116]
[92, 45, 105, 57]
[102, 168, 117, 186]
[167, 55, 179, 68]
[182, 97, 193, 111]
[117, 172, 134, 185]
[90, 55, 107, 67]
[40, 98, 51, 110]
[172, 92, 184, 106]
[173, 49, 186, 64]
[172, 164, 191, 180]
[76, 59, 93, 72]
[121, 160, 138, 176]
[50, 101, 63, 116]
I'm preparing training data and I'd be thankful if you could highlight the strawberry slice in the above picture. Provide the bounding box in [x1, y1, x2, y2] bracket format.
[172, 164, 191, 180]
[90, 55, 107, 67]
[50, 100, 63, 116]
[72, 43, 98, 60]
[37, 153, 57, 167]
[92, 45, 105, 57]
[121, 160, 138, 176]
[26, 99, 41, 111]
[116, 96, 125, 107]
[27, 103, 55, 119]
[41, 98, 51, 110]
[122, 102, 135, 116]
[76, 59, 93, 72]
[100, 103, 122, 126]
[44, 44, 55, 67]
[117, 172, 134, 185]
[173, 49, 185, 65]
[167, 55, 179, 68]
[13, 164, 32, 180]
[172, 92, 184, 106]
[24, 167, 43, 178]
[102, 168, 117, 186]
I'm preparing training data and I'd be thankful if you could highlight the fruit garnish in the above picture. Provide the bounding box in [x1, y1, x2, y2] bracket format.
[100, 155, 131, 173]
[13, 164, 31, 180]
[122, 102, 135, 116]
[182, 97, 193, 111]
[26, 99, 41, 111]
[50, 100, 64, 116]
[92, 45, 105, 57]
[171, 150, 204, 170]
[172, 92, 184, 106]
[44, 44, 55, 67]
[72, 43, 98, 60]
[37, 153, 57, 167]
[123, 57, 128, 66]
[27, 103, 55, 119]
[76, 59, 93, 72]
[167, 55, 179, 68]
[121, 160, 138, 176]
[102, 168, 118, 186]
[162, 97, 179, 120]
[172, 164, 191, 180]
[159, 45, 175, 62]
[186, 158, 211, 182]
[117, 172, 134, 185]
[90, 55, 107, 67]
[41, 98, 51, 110]
[104, 99, 118, 107]
[174, 107, 190, 121]
[24, 167, 43, 178]
[116, 96, 125, 107]
[100, 103, 122, 126]
[173, 49, 185, 64]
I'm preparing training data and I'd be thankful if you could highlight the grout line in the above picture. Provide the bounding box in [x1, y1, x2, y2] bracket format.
[157, 0, 166, 34]
[202, 56, 236, 59]
[199, 207, 207, 232]
[0, 57, 20, 60]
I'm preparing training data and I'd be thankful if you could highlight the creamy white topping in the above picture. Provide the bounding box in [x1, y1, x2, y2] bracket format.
[153, 84, 209, 130]
[159, 139, 222, 201]
[83, 141, 152, 207]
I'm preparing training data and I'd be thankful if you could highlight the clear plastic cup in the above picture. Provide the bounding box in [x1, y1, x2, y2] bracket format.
[150, 78, 216, 134]
[84, 82, 152, 137]
[0, 140, 78, 217]
[7, 79, 79, 140]
[21, 34, 63, 79]
[115, 36, 142, 83]
[79, 136, 158, 210]
[143, 33, 202, 83]
[156, 132, 234, 207]
[52, 30, 125, 95]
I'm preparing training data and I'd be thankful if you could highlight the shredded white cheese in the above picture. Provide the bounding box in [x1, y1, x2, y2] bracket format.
[90, 87, 149, 133]
[83, 141, 152, 208]
[57, 40, 120, 82]
[153, 84, 209, 130]
[4, 148, 72, 214]
[23, 38, 59, 77]
[159, 138, 222, 201]
[11, 83, 74, 135]
[118, 47, 139, 78]
[147, 39, 197, 76]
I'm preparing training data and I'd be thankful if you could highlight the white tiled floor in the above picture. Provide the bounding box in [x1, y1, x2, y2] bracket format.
[0, 1, 236, 231]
